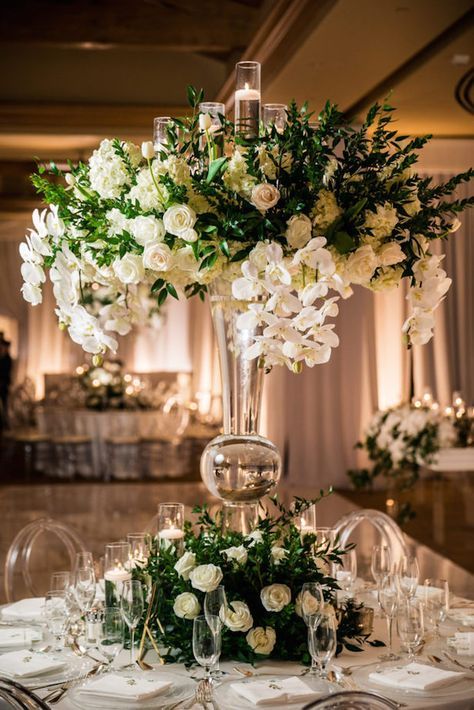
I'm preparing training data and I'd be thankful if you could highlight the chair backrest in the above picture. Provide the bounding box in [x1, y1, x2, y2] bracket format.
[0, 679, 50, 710]
[333, 508, 408, 568]
[4, 517, 87, 602]
[303, 690, 399, 709]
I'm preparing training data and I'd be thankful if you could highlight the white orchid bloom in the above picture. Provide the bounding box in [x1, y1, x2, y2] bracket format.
[31, 208, 49, 239]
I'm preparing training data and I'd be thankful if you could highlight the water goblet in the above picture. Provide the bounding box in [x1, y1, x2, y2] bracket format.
[204, 586, 227, 678]
[423, 578, 449, 638]
[120, 579, 144, 665]
[44, 591, 69, 652]
[396, 555, 419, 599]
[97, 607, 124, 667]
[397, 599, 424, 660]
[379, 574, 399, 659]
[307, 610, 337, 678]
[193, 614, 221, 695]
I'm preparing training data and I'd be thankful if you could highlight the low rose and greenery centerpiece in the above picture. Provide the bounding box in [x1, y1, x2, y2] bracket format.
[20, 86, 473, 372]
[135, 496, 383, 664]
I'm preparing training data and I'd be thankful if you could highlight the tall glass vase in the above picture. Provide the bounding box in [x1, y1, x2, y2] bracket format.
[200, 276, 281, 530]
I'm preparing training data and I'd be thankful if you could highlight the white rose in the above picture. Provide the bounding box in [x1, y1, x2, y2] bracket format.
[141, 141, 155, 160]
[378, 242, 405, 266]
[251, 183, 280, 211]
[21, 282, 42, 305]
[286, 214, 312, 249]
[199, 113, 213, 131]
[182, 228, 198, 243]
[21, 262, 46, 286]
[345, 245, 377, 285]
[221, 601, 253, 632]
[173, 592, 201, 619]
[113, 253, 144, 284]
[246, 530, 264, 546]
[174, 551, 197, 581]
[130, 215, 165, 246]
[189, 564, 223, 593]
[221, 545, 248, 565]
[246, 626, 276, 655]
[364, 202, 398, 239]
[163, 204, 197, 237]
[143, 242, 173, 271]
[260, 584, 291, 612]
[270, 546, 287, 565]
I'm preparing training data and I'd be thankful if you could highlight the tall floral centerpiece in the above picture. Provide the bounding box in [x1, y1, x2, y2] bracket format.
[21, 62, 473, 507]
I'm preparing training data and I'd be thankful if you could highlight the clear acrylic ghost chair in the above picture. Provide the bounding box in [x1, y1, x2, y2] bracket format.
[333, 509, 408, 570]
[0, 679, 50, 709]
[302, 690, 399, 709]
[4, 517, 87, 602]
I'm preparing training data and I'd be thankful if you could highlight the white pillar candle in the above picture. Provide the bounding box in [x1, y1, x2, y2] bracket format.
[104, 566, 132, 583]
[158, 527, 185, 541]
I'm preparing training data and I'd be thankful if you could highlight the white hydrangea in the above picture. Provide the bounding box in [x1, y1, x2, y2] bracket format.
[89, 139, 131, 199]
[311, 190, 342, 230]
[364, 202, 399, 239]
[128, 165, 169, 211]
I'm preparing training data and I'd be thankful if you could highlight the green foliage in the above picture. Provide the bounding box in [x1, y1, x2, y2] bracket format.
[137, 496, 380, 665]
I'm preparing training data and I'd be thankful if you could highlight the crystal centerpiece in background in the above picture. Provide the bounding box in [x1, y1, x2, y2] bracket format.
[200, 276, 281, 512]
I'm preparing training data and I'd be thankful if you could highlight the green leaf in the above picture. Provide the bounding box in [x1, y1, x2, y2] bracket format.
[186, 85, 197, 108]
[345, 197, 367, 221]
[157, 289, 168, 306]
[206, 156, 228, 184]
[151, 278, 165, 293]
[230, 246, 252, 262]
[166, 283, 178, 300]
[219, 240, 230, 258]
[333, 231, 355, 254]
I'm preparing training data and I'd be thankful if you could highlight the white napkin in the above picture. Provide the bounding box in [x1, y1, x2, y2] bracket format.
[0, 650, 65, 678]
[0, 627, 42, 649]
[449, 632, 474, 656]
[2, 598, 45, 622]
[80, 674, 172, 701]
[231, 676, 316, 706]
[369, 662, 464, 691]
[449, 608, 474, 627]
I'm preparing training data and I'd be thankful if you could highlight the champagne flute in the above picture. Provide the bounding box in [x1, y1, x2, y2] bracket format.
[73, 567, 96, 614]
[371, 545, 392, 612]
[423, 578, 449, 638]
[396, 555, 420, 599]
[379, 574, 399, 659]
[307, 610, 337, 678]
[98, 607, 124, 667]
[397, 599, 424, 660]
[193, 614, 221, 694]
[337, 550, 358, 594]
[44, 591, 68, 651]
[120, 579, 144, 665]
[300, 582, 324, 676]
[204, 586, 227, 678]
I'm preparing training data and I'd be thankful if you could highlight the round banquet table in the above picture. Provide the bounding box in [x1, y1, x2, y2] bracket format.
[37, 408, 167, 478]
[36, 612, 474, 710]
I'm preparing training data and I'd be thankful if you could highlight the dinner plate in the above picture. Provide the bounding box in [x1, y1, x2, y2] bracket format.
[0, 650, 93, 689]
[352, 660, 474, 699]
[68, 670, 196, 709]
[214, 673, 336, 710]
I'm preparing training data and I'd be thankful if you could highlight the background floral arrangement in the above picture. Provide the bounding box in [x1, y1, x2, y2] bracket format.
[137, 497, 383, 664]
[20, 88, 473, 371]
[348, 402, 458, 495]
[75, 360, 152, 411]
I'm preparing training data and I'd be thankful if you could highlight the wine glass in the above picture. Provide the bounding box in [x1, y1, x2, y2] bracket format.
[193, 614, 221, 694]
[337, 550, 358, 594]
[379, 574, 399, 659]
[300, 583, 324, 626]
[50, 571, 71, 593]
[120, 580, 144, 665]
[307, 610, 337, 678]
[73, 566, 96, 614]
[397, 599, 424, 660]
[396, 555, 420, 599]
[44, 591, 69, 651]
[423, 578, 449, 638]
[371, 545, 392, 612]
[74, 551, 95, 572]
[98, 607, 124, 667]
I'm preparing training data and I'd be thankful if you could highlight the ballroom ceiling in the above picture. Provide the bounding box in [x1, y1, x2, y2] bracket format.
[0, 0, 472, 231]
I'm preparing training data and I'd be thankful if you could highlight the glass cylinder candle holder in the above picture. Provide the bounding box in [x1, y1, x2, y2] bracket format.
[153, 116, 172, 152]
[104, 542, 132, 607]
[263, 103, 287, 133]
[234, 61, 261, 139]
[298, 504, 317, 539]
[127, 533, 151, 568]
[158, 503, 185, 553]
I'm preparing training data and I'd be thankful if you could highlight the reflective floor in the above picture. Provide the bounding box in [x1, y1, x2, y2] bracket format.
[1, 477, 473, 603]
